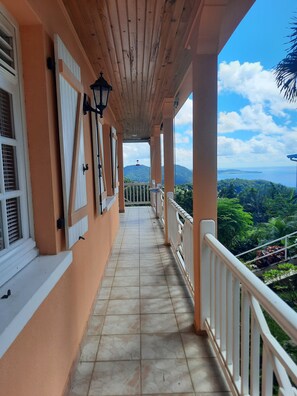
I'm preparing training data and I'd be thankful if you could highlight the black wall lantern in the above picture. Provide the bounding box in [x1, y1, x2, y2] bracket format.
[83, 72, 112, 118]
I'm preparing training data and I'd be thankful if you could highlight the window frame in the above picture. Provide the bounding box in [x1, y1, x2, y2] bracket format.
[0, 7, 36, 287]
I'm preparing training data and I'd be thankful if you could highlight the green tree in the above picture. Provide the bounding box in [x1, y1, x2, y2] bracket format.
[217, 198, 253, 252]
[274, 18, 297, 101]
[239, 186, 268, 223]
[174, 185, 193, 216]
[218, 181, 237, 198]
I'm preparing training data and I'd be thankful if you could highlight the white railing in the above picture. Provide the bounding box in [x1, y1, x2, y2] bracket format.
[201, 220, 297, 396]
[167, 195, 194, 295]
[236, 230, 297, 269]
[155, 188, 164, 224]
[124, 183, 150, 206]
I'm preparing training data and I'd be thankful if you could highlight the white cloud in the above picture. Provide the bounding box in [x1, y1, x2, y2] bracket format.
[219, 60, 296, 116]
[175, 132, 190, 144]
[175, 148, 193, 169]
[217, 134, 297, 168]
[218, 104, 287, 134]
[123, 142, 150, 166]
[157, 60, 297, 169]
[175, 97, 193, 126]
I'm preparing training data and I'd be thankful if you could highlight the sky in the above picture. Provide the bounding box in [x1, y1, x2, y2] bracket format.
[123, 0, 297, 170]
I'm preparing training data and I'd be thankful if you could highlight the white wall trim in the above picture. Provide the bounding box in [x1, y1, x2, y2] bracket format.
[0, 251, 73, 358]
[106, 195, 117, 212]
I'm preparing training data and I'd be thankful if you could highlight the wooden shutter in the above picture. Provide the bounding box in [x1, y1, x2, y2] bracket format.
[91, 113, 107, 214]
[54, 35, 88, 249]
[0, 22, 16, 77]
[110, 127, 118, 195]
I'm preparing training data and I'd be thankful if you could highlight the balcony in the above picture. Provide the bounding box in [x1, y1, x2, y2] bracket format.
[68, 192, 297, 395]
[68, 206, 229, 395]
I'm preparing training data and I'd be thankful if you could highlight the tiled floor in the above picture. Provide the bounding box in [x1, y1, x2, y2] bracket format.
[68, 207, 230, 396]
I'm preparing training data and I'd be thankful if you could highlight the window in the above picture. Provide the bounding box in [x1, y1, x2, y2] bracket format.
[0, 11, 37, 287]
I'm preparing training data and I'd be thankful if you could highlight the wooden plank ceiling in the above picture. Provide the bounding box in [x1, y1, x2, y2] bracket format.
[62, 0, 198, 141]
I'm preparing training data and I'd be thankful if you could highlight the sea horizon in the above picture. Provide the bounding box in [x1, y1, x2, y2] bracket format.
[217, 165, 297, 188]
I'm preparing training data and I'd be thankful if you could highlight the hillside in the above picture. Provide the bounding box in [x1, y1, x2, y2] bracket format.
[124, 164, 192, 185]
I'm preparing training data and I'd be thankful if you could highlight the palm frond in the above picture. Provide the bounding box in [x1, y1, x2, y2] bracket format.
[274, 17, 297, 102]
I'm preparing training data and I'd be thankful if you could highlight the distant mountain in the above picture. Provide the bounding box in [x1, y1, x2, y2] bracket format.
[124, 164, 193, 185]
[124, 165, 267, 185]
[173, 165, 192, 184]
[124, 165, 150, 182]
[218, 169, 262, 175]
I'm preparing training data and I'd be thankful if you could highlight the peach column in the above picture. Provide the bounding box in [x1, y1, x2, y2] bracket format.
[162, 99, 175, 244]
[153, 125, 162, 186]
[117, 131, 125, 212]
[150, 136, 155, 186]
[192, 54, 218, 331]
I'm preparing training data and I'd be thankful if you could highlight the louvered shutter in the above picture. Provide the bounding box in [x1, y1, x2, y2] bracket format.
[54, 35, 88, 249]
[0, 11, 37, 287]
[91, 113, 107, 214]
[0, 23, 16, 77]
[111, 127, 118, 195]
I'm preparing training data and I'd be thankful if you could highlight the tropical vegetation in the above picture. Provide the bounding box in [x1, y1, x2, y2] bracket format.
[274, 17, 297, 102]
[175, 179, 297, 255]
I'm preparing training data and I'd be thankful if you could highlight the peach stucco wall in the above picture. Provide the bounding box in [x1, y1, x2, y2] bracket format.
[0, 1, 119, 395]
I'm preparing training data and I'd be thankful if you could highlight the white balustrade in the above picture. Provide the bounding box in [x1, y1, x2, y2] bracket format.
[154, 195, 297, 395]
[155, 188, 165, 225]
[167, 195, 194, 294]
[124, 183, 151, 206]
[200, 219, 297, 396]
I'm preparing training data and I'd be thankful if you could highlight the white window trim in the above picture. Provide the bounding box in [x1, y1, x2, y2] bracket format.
[0, 6, 37, 287]
[106, 195, 117, 211]
[0, 251, 72, 358]
[0, 8, 75, 359]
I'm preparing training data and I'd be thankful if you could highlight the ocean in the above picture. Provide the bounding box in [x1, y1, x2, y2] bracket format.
[218, 166, 297, 188]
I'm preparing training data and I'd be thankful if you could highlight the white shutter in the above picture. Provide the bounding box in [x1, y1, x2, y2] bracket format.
[0, 11, 37, 287]
[54, 35, 88, 249]
[0, 18, 16, 77]
[91, 113, 107, 214]
[111, 127, 118, 195]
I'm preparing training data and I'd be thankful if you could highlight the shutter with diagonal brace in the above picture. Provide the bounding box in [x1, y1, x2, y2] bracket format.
[54, 35, 88, 248]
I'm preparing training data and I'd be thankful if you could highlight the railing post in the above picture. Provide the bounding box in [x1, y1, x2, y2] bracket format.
[166, 192, 174, 244]
[155, 190, 159, 218]
[200, 219, 215, 330]
[150, 180, 156, 208]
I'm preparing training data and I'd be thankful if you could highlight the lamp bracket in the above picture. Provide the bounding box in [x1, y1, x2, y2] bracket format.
[83, 93, 103, 117]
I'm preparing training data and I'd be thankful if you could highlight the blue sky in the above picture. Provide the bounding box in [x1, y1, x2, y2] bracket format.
[124, 0, 297, 170]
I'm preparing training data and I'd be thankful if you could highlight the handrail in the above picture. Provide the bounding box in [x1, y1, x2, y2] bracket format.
[237, 230, 297, 258]
[168, 197, 193, 223]
[236, 230, 297, 268]
[154, 187, 165, 225]
[167, 195, 194, 294]
[124, 182, 151, 206]
[204, 232, 297, 341]
[155, 195, 297, 394]
[201, 219, 297, 395]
